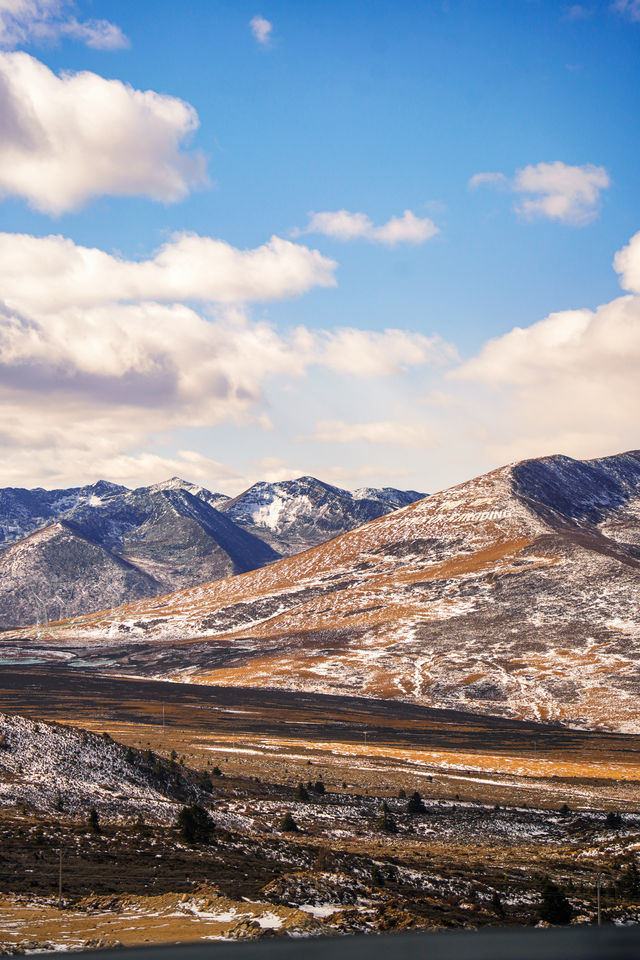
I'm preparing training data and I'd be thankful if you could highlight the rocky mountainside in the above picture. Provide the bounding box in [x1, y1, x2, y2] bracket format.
[21, 451, 640, 733]
[0, 476, 424, 629]
[219, 476, 426, 555]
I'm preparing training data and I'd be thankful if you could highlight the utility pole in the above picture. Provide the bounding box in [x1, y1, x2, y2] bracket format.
[162, 703, 165, 737]
[597, 872, 602, 926]
[58, 849, 63, 909]
[363, 730, 368, 750]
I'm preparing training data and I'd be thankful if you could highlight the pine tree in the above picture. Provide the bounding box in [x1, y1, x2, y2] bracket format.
[539, 878, 573, 925]
[280, 811, 298, 832]
[177, 804, 215, 844]
[407, 790, 426, 814]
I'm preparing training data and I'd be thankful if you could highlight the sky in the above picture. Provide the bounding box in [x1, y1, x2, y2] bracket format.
[0, 0, 639, 496]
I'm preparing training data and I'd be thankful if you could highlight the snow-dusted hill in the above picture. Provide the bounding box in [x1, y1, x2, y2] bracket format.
[17, 451, 640, 733]
[219, 476, 426, 555]
[0, 713, 207, 821]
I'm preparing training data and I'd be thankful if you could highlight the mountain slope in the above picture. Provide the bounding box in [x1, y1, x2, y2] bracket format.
[0, 521, 160, 628]
[23, 451, 640, 733]
[0, 486, 279, 629]
[219, 476, 427, 555]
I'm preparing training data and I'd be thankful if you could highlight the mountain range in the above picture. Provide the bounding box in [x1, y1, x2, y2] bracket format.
[0, 477, 426, 629]
[13, 450, 640, 733]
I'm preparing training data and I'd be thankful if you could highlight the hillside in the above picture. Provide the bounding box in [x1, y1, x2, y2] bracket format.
[0, 712, 209, 820]
[16, 451, 640, 733]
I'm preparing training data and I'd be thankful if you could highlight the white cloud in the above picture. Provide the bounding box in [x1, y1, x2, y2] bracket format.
[0, 224, 455, 490]
[0, 52, 206, 214]
[468, 171, 508, 189]
[0, 0, 127, 49]
[249, 14, 272, 45]
[454, 232, 640, 459]
[613, 0, 640, 21]
[613, 230, 640, 292]
[317, 328, 456, 376]
[301, 209, 439, 246]
[470, 161, 610, 226]
[0, 231, 338, 312]
[306, 419, 441, 448]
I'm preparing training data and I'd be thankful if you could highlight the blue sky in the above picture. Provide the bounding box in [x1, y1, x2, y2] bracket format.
[0, 0, 639, 494]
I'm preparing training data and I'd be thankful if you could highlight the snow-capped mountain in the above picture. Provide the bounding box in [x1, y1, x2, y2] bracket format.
[0, 483, 278, 628]
[24, 450, 640, 733]
[0, 476, 423, 628]
[0, 480, 128, 549]
[219, 476, 427, 555]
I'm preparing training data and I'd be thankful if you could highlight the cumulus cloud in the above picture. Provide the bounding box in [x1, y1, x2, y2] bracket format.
[0, 231, 337, 312]
[300, 209, 439, 246]
[0, 52, 206, 214]
[0, 225, 454, 489]
[0, 0, 127, 49]
[306, 419, 441, 448]
[470, 161, 610, 225]
[454, 232, 640, 460]
[612, 0, 640, 21]
[613, 230, 640, 292]
[249, 14, 272, 45]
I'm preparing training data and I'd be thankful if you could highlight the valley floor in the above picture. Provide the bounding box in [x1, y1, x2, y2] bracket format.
[1, 667, 640, 952]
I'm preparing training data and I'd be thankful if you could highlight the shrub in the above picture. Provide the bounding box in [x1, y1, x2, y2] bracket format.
[177, 804, 215, 844]
[313, 781, 325, 795]
[606, 811, 623, 829]
[407, 791, 426, 814]
[88, 807, 100, 834]
[125, 747, 135, 764]
[295, 783, 310, 801]
[280, 811, 298, 832]
[398, 788, 406, 799]
[212, 766, 222, 777]
[559, 803, 571, 818]
[539, 878, 573, 925]
[375, 801, 397, 834]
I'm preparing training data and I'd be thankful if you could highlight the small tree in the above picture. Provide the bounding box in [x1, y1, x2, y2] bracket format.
[280, 811, 298, 832]
[125, 747, 135, 764]
[88, 807, 100, 834]
[492, 890, 504, 917]
[375, 800, 397, 834]
[295, 783, 310, 801]
[606, 811, 623, 830]
[313, 780, 325, 795]
[620, 858, 640, 899]
[177, 804, 215, 844]
[407, 790, 426, 815]
[539, 878, 573, 925]
[559, 803, 571, 818]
